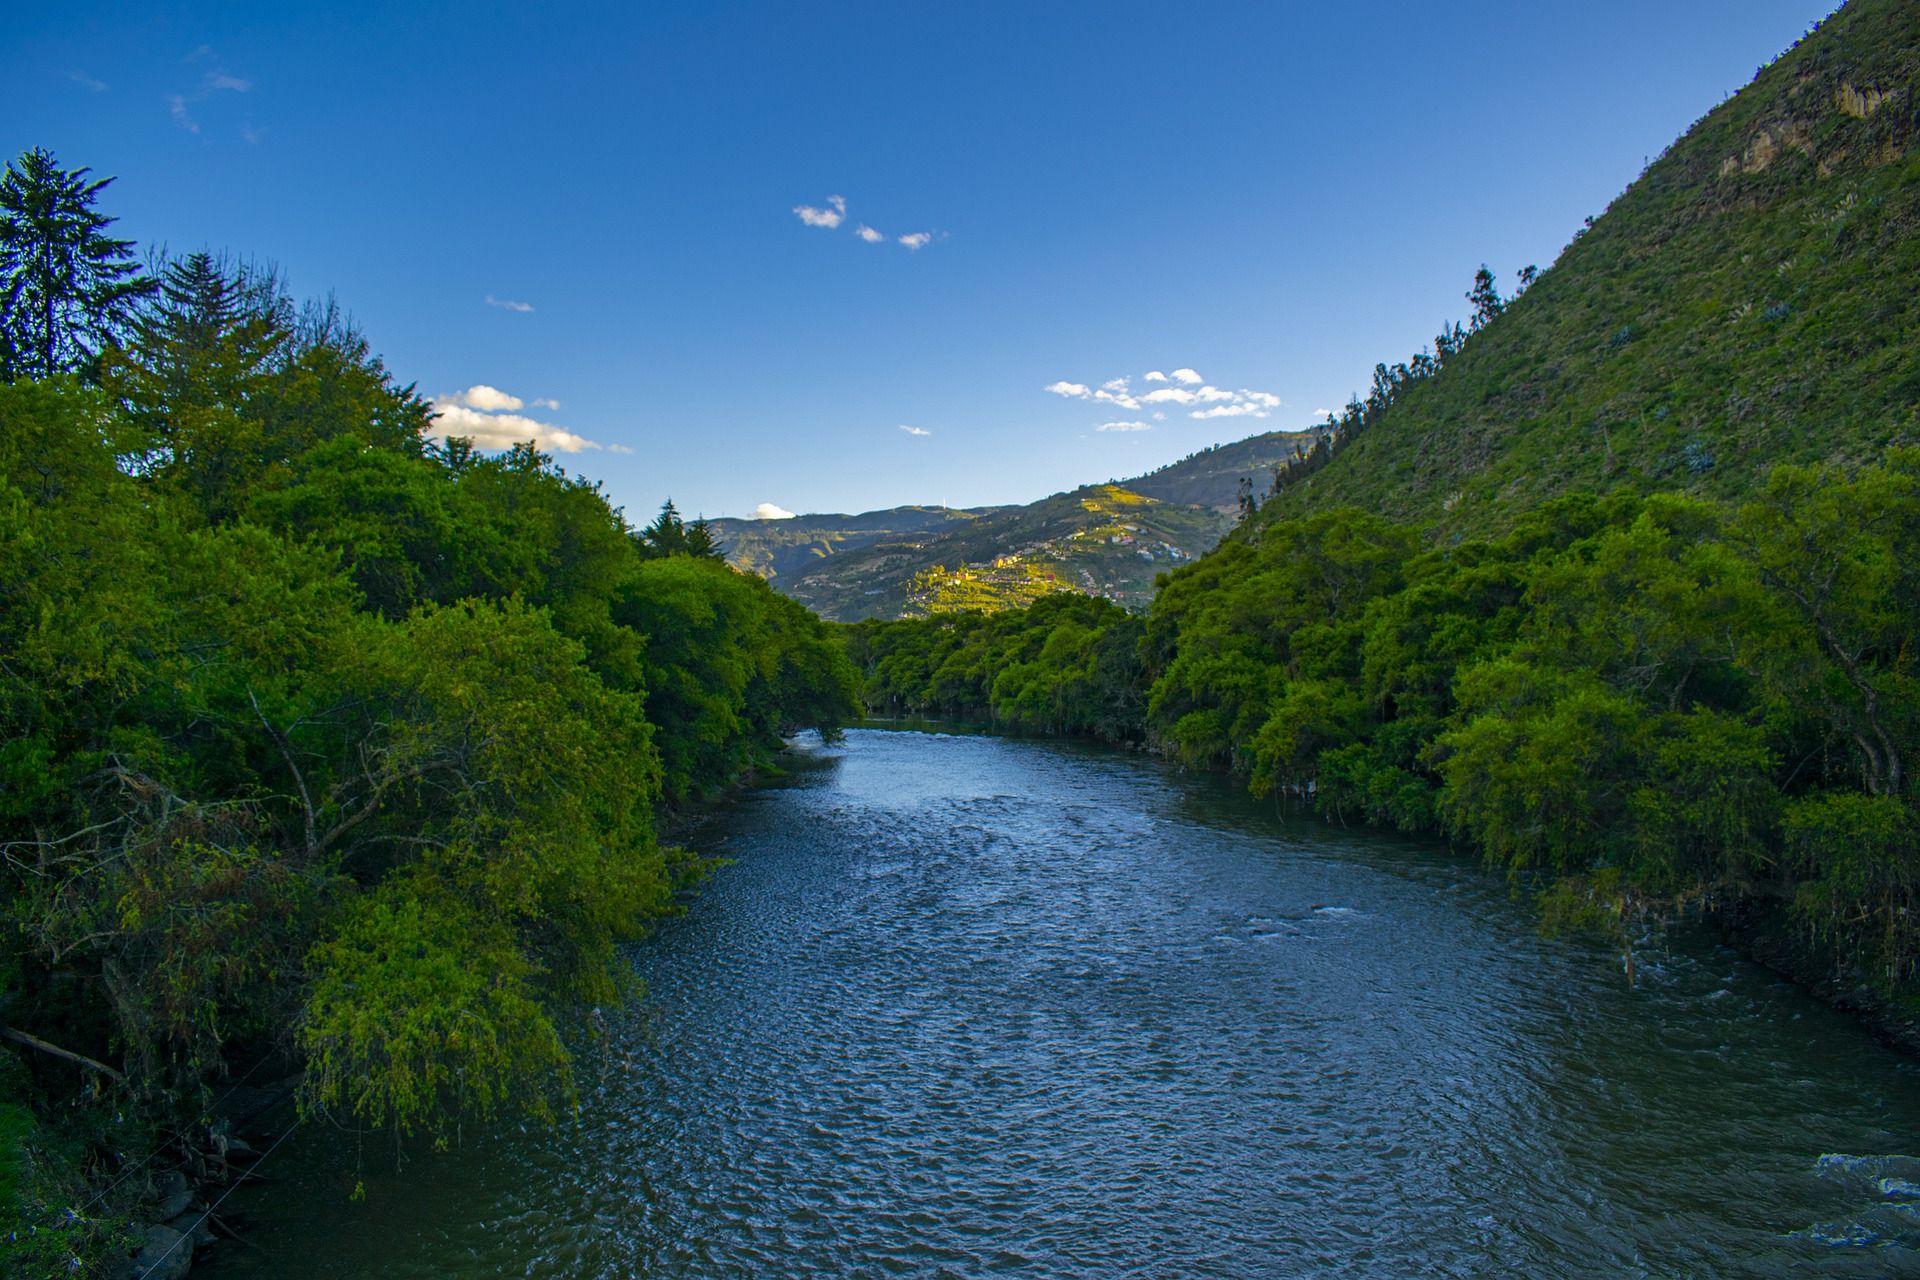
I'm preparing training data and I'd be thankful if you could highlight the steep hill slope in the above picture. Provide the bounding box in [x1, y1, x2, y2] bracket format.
[720, 427, 1320, 620]
[1256, 0, 1919, 539]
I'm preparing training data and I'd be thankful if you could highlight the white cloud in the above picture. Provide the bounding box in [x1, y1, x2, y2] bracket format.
[1050, 366, 1282, 423]
[240, 124, 264, 145]
[793, 194, 846, 229]
[485, 294, 534, 313]
[608, 444, 635, 455]
[898, 232, 932, 250]
[854, 225, 884, 243]
[448, 384, 523, 412]
[898, 424, 932, 437]
[168, 95, 198, 133]
[429, 399, 602, 453]
[1313, 408, 1334, 418]
[203, 70, 251, 92]
[70, 71, 108, 92]
[531, 397, 561, 410]
[1096, 421, 1152, 432]
[752, 502, 798, 520]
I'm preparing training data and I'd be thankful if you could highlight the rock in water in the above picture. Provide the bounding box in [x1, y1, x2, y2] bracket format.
[154, 1169, 193, 1220]
[133, 1224, 193, 1280]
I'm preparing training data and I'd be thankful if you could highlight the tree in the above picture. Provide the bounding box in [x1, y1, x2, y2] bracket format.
[1467, 265, 1504, 331]
[641, 498, 688, 556]
[685, 515, 724, 559]
[0, 148, 152, 381]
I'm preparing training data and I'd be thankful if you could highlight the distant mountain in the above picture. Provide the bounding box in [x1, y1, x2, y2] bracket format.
[711, 427, 1322, 620]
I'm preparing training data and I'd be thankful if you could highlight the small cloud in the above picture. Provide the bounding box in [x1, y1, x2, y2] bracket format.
[794, 194, 846, 229]
[69, 71, 108, 92]
[203, 70, 251, 93]
[485, 294, 534, 313]
[1152, 412, 1167, 421]
[1170, 367, 1203, 385]
[1045, 381, 1091, 399]
[752, 502, 798, 520]
[1195, 385, 1235, 402]
[1191, 402, 1269, 420]
[1100, 377, 1129, 392]
[854, 225, 884, 243]
[168, 95, 199, 133]
[1096, 421, 1152, 432]
[430, 401, 602, 452]
[1313, 408, 1334, 418]
[1144, 370, 1169, 382]
[898, 424, 932, 437]
[447, 384, 523, 412]
[1094, 388, 1142, 410]
[608, 444, 635, 455]
[531, 397, 561, 410]
[1142, 388, 1197, 405]
[898, 232, 932, 250]
[1240, 390, 1281, 408]
[240, 123, 264, 145]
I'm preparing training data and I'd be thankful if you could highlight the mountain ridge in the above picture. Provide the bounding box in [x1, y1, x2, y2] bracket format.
[711, 426, 1324, 620]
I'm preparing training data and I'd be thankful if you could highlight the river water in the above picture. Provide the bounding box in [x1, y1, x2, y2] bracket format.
[208, 728, 1920, 1278]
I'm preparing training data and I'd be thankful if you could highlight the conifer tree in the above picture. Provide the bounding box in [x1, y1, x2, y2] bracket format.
[0, 148, 152, 381]
[1467, 265, 1505, 331]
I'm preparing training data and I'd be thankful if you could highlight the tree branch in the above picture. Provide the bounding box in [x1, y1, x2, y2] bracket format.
[0, 1024, 124, 1082]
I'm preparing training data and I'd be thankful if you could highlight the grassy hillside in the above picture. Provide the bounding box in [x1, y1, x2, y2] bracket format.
[721, 428, 1318, 620]
[1257, 0, 1919, 539]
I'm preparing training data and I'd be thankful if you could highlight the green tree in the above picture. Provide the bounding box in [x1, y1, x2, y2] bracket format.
[0, 148, 152, 381]
[1466, 264, 1504, 332]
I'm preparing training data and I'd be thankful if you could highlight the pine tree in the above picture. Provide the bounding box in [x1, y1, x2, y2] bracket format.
[0, 148, 152, 381]
[1467, 265, 1505, 332]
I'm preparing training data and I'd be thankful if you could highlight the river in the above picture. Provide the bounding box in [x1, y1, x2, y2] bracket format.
[205, 728, 1920, 1278]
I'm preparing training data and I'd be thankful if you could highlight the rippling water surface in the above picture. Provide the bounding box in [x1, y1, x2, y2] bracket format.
[209, 729, 1920, 1278]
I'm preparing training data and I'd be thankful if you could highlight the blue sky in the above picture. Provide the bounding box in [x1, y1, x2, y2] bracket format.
[8, 1, 1839, 522]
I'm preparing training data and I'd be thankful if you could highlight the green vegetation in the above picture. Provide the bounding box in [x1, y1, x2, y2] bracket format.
[847, 592, 1145, 741]
[1255, 0, 1919, 537]
[854, 0, 1920, 1038]
[0, 148, 856, 1270]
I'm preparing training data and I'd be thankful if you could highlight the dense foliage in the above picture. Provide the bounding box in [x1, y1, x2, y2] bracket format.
[0, 149, 856, 1269]
[847, 592, 1146, 741]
